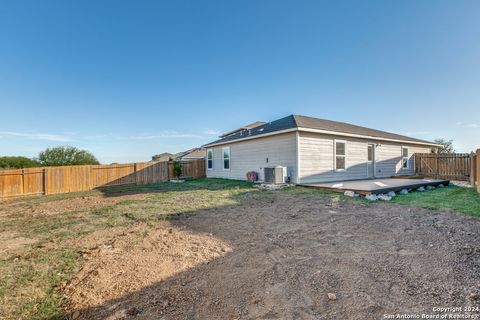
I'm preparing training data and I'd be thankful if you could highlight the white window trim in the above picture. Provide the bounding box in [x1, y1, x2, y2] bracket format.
[222, 146, 231, 171]
[401, 146, 410, 169]
[334, 139, 347, 172]
[206, 149, 213, 170]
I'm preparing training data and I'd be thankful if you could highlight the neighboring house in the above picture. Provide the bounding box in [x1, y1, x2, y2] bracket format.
[174, 148, 206, 161]
[152, 148, 206, 162]
[152, 152, 174, 161]
[203, 115, 441, 184]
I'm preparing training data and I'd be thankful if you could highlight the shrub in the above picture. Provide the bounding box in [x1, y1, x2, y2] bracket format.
[173, 161, 182, 179]
[0, 156, 40, 169]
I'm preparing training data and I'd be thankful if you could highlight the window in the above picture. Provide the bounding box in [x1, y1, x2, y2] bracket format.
[222, 147, 230, 170]
[334, 141, 346, 171]
[207, 149, 213, 170]
[402, 147, 409, 169]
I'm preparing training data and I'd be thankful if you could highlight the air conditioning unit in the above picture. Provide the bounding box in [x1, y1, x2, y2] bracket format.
[264, 166, 286, 184]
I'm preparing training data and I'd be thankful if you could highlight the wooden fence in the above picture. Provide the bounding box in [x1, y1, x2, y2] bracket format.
[414, 152, 477, 183]
[0, 159, 206, 199]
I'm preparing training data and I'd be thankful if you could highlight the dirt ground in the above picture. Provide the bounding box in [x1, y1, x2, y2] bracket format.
[65, 191, 480, 320]
[0, 193, 146, 217]
[0, 192, 147, 259]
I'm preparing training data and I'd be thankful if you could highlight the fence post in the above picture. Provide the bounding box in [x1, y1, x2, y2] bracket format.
[43, 168, 48, 195]
[470, 152, 475, 187]
[21, 169, 25, 196]
[476, 149, 480, 193]
[134, 162, 138, 184]
[414, 154, 417, 175]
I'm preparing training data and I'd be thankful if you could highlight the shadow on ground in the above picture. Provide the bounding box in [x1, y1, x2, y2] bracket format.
[64, 188, 480, 320]
[97, 178, 255, 198]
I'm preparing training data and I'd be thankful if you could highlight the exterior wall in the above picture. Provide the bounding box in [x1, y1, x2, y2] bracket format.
[374, 144, 428, 178]
[206, 132, 297, 182]
[298, 132, 431, 183]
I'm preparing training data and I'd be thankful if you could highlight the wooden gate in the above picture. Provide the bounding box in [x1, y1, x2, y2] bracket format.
[414, 153, 473, 181]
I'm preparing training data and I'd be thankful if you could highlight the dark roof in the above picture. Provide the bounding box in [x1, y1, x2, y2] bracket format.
[220, 121, 267, 138]
[204, 115, 439, 147]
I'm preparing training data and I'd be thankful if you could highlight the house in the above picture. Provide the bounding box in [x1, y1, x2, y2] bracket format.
[152, 148, 206, 162]
[151, 152, 174, 162]
[203, 115, 441, 184]
[174, 148, 206, 161]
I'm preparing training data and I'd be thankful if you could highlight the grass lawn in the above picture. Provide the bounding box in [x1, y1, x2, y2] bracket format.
[390, 185, 480, 217]
[285, 184, 480, 217]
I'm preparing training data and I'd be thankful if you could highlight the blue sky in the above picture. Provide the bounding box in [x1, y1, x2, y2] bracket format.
[0, 0, 479, 163]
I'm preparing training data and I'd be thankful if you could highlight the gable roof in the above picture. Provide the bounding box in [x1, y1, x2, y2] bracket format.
[203, 115, 441, 147]
[174, 147, 206, 159]
[151, 152, 174, 161]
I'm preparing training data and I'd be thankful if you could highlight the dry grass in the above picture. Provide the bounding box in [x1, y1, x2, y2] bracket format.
[0, 178, 254, 320]
[1, 178, 477, 319]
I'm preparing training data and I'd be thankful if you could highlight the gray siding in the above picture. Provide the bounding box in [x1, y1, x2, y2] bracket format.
[298, 132, 431, 183]
[374, 144, 429, 178]
[206, 132, 297, 182]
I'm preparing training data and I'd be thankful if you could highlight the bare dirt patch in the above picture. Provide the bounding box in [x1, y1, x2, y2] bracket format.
[66, 191, 480, 319]
[31, 194, 147, 215]
[0, 231, 37, 259]
[0, 193, 146, 217]
[65, 222, 232, 318]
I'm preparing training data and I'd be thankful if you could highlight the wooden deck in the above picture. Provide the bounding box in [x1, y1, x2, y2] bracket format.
[300, 178, 450, 195]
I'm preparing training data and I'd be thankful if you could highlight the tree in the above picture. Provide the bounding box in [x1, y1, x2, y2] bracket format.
[0, 156, 40, 169]
[431, 138, 455, 154]
[37, 146, 100, 166]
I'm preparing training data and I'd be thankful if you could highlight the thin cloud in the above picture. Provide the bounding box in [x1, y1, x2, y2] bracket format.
[455, 121, 479, 128]
[203, 128, 221, 136]
[0, 131, 72, 142]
